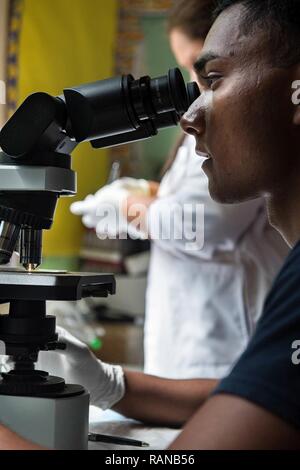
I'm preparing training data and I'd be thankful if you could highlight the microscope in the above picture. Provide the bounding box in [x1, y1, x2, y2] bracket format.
[0, 68, 199, 449]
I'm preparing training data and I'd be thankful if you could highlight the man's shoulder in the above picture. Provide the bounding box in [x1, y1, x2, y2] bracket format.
[266, 240, 300, 302]
[254, 241, 300, 327]
[213, 240, 300, 433]
[278, 240, 300, 273]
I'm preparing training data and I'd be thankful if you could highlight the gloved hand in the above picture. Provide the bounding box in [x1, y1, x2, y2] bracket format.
[36, 327, 125, 410]
[70, 177, 150, 238]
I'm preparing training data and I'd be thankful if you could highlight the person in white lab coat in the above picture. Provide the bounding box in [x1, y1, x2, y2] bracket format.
[71, 0, 288, 380]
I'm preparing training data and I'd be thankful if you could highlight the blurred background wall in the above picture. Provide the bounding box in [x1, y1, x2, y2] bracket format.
[110, 0, 180, 180]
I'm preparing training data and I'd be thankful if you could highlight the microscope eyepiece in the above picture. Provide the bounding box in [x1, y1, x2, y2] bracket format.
[63, 68, 200, 148]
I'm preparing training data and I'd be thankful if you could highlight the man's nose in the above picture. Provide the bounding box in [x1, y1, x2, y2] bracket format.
[180, 96, 205, 138]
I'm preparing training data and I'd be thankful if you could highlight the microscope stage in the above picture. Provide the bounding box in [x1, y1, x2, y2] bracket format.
[0, 268, 116, 301]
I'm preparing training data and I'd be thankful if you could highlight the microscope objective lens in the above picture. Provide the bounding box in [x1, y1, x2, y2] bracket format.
[23, 263, 39, 272]
[20, 228, 42, 272]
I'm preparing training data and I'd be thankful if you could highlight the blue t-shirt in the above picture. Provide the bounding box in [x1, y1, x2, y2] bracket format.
[214, 240, 300, 430]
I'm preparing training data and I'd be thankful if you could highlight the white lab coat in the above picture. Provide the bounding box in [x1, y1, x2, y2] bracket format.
[144, 136, 289, 379]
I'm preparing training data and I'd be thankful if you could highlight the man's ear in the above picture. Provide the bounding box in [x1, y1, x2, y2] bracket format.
[292, 67, 300, 125]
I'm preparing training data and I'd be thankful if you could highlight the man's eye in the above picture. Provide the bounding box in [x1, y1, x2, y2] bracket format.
[200, 74, 222, 88]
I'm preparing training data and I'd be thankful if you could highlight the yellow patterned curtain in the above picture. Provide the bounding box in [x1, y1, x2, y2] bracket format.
[0, 0, 9, 126]
[6, 0, 23, 119]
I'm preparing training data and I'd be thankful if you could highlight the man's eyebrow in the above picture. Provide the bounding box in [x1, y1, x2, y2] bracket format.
[193, 53, 222, 74]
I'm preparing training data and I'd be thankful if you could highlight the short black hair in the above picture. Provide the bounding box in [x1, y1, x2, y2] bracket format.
[214, 0, 300, 67]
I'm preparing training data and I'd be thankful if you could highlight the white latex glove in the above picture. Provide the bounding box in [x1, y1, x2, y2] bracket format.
[70, 177, 150, 238]
[36, 327, 125, 410]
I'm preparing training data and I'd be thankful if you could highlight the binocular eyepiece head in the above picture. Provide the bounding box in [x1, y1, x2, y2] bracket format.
[63, 67, 200, 148]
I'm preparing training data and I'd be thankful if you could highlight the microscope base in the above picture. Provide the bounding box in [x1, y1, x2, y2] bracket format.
[0, 390, 90, 449]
